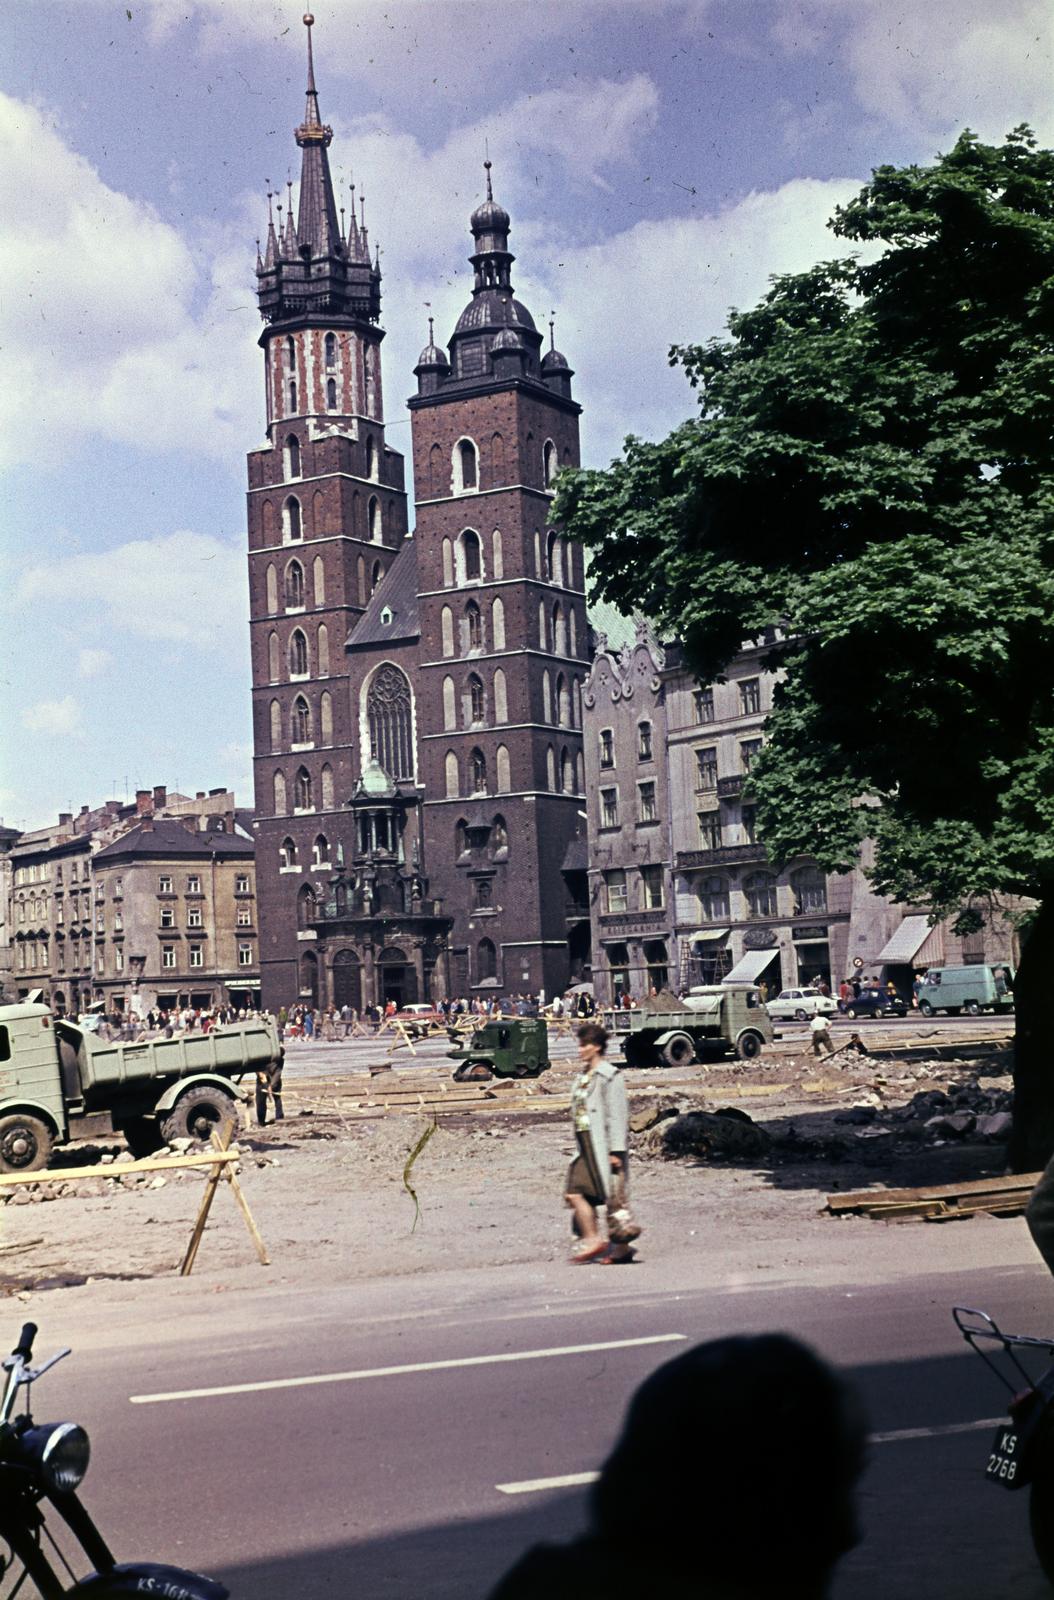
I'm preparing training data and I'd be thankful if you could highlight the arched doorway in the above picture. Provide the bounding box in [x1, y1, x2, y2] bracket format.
[332, 950, 362, 1013]
[378, 946, 417, 1009]
[299, 950, 319, 1007]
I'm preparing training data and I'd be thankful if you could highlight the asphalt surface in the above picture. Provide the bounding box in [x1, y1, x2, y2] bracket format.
[28, 1252, 1054, 1600]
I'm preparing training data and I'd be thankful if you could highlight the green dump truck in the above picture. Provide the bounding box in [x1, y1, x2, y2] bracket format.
[606, 985, 774, 1068]
[0, 994, 282, 1172]
[448, 1018, 550, 1081]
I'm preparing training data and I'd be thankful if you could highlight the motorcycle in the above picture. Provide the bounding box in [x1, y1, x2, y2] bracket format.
[955, 1305, 1054, 1584]
[0, 1321, 228, 1598]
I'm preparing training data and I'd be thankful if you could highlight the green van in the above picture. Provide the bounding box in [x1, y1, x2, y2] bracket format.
[917, 965, 1014, 1017]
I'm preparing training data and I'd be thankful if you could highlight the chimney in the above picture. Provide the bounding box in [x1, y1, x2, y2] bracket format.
[79, 805, 89, 815]
[136, 790, 152, 816]
[153, 785, 167, 810]
[209, 787, 225, 797]
[59, 813, 72, 826]
[196, 791, 206, 801]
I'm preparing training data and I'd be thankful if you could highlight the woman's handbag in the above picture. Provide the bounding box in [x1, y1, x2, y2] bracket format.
[607, 1173, 642, 1243]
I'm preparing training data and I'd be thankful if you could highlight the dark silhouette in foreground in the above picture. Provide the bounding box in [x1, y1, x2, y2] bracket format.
[488, 1333, 867, 1600]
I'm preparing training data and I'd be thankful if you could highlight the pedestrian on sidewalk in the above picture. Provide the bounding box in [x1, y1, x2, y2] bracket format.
[255, 1059, 284, 1125]
[810, 1012, 835, 1057]
[564, 1023, 635, 1264]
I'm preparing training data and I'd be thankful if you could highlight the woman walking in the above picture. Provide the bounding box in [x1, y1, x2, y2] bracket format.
[565, 1022, 636, 1263]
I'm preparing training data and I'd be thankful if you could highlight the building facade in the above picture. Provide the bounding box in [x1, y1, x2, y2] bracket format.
[248, 22, 588, 1012]
[582, 623, 1021, 1005]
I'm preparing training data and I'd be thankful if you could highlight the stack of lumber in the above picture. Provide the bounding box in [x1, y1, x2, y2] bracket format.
[827, 1171, 1040, 1222]
[288, 1070, 570, 1120]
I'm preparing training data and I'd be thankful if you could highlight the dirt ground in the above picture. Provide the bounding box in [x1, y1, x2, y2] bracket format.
[0, 1035, 1024, 1297]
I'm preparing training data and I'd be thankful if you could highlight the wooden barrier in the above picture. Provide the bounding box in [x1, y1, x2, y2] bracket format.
[181, 1126, 270, 1275]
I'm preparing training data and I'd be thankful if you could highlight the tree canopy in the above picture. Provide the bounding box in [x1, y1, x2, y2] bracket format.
[557, 127, 1054, 921]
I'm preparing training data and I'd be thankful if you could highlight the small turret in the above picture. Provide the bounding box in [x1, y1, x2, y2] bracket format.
[414, 316, 450, 396]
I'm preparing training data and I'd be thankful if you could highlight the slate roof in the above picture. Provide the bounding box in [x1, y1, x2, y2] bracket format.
[346, 540, 420, 649]
[94, 819, 254, 862]
[561, 836, 588, 874]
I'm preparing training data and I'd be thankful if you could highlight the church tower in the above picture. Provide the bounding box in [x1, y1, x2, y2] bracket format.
[408, 164, 588, 1001]
[247, 16, 409, 1009]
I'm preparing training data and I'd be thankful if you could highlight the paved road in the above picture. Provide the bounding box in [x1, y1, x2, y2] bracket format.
[33, 1255, 1053, 1599]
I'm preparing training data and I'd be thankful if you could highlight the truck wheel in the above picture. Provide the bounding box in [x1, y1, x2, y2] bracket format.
[622, 1036, 653, 1068]
[735, 1031, 763, 1061]
[964, 1001, 981, 1016]
[0, 1114, 53, 1173]
[661, 1033, 696, 1068]
[161, 1085, 239, 1145]
[121, 1117, 164, 1159]
[919, 1000, 934, 1017]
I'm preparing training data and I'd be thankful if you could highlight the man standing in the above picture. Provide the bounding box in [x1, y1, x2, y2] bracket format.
[810, 1012, 835, 1058]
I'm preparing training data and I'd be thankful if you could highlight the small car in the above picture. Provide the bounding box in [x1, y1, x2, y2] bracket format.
[765, 988, 839, 1021]
[842, 989, 907, 1020]
[393, 1004, 442, 1037]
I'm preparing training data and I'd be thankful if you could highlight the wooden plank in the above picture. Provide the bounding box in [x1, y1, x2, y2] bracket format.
[827, 1171, 1040, 1214]
[0, 1150, 240, 1189]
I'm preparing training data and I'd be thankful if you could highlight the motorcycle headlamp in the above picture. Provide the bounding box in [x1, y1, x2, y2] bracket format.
[21, 1422, 90, 1493]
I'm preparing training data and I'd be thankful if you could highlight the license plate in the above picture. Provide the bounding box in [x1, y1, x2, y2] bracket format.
[985, 1423, 1029, 1490]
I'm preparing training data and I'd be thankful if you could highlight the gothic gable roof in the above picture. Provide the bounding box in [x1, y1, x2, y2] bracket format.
[346, 540, 420, 649]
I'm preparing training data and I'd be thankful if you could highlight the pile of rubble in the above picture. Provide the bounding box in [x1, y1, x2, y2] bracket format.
[2, 1138, 278, 1206]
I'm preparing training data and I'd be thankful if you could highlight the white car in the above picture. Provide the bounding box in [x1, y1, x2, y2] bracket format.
[765, 988, 838, 1021]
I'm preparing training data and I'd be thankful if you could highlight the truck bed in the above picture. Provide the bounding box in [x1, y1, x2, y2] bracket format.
[69, 1019, 280, 1092]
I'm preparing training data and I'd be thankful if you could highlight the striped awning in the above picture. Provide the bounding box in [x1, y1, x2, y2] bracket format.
[724, 949, 779, 983]
[875, 916, 936, 966]
[691, 927, 730, 944]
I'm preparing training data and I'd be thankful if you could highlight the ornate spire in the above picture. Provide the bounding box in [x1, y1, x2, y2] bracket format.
[263, 189, 279, 270]
[294, 13, 341, 258]
[469, 157, 513, 294]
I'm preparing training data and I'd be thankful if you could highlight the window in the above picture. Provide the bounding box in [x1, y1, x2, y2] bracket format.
[493, 668, 508, 723]
[286, 560, 305, 608]
[698, 812, 721, 850]
[475, 879, 493, 908]
[698, 875, 730, 922]
[543, 439, 557, 488]
[561, 748, 574, 793]
[637, 781, 657, 823]
[189, 944, 204, 968]
[467, 673, 485, 725]
[313, 556, 325, 606]
[285, 435, 301, 478]
[441, 606, 455, 656]
[185, 874, 200, 894]
[460, 529, 482, 583]
[237, 905, 252, 927]
[158, 876, 173, 894]
[238, 944, 254, 967]
[695, 747, 718, 790]
[456, 439, 478, 492]
[114, 944, 124, 972]
[740, 678, 762, 715]
[476, 937, 497, 982]
[442, 675, 457, 731]
[496, 744, 511, 793]
[368, 497, 382, 542]
[492, 596, 506, 651]
[289, 629, 308, 676]
[463, 601, 482, 654]
[491, 528, 504, 579]
[741, 806, 758, 845]
[295, 767, 313, 810]
[161, 946, 176, 970]
[599, 729, 614, 768]
[741, 738, 763, 773]
[288, 379, 297, 412]
[187, 907, 202, 928]
[235, 875, 250, 893]
[366, 664, 415, 781]
[745, 872, 778, 919]
[293, 695, 312, 743]
[113, 909, 123, 931]
[268, 632, 280, 683]
[273, 771, 288, 815]
[790, 865, 827, 914]
[159, 907, 175, 929]
[638, 721, 653, 761]
[694, 688, 714, 724]
[284, 497, 302, 541]
[470, 747, 487, 794]
[600, 788, 619, 828]
[324, 332, 337, 368]
[326, 377, 337, 410]
[279, 837, 297, 869]
[445, 751, 459, 798]
[641, 866, 664, 910]
[605, 870, 628, 914]
[546, 745, 556, 790]
[55, 901, 63, 925]
[492, 815, 509, 857]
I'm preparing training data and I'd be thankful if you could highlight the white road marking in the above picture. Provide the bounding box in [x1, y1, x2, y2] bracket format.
[495, 1416, 1008, 1496]
[129, 1332, 688, 1405]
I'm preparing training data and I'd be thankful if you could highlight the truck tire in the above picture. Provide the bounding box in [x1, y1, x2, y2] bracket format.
[661, 1033, 696, 1068]
[735, 1031, 764, 1061]
[160, 1084, 239, 1145]
[964, 1001, 981, 1016]
[0, 1114, 53, 1173]
[121, 1116, 165, 1159]
[919, 1000, 934, 1017]
[622, 1036, 654, 1069]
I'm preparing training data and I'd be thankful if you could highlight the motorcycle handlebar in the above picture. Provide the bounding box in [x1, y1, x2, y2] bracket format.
[13, 1324, 37, 1361]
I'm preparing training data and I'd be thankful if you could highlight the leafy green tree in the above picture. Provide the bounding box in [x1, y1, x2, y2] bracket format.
[557, 129, 1054, 1171]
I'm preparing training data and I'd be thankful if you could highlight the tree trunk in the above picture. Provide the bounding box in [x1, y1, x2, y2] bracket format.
[1009, 897, 1054, 1173]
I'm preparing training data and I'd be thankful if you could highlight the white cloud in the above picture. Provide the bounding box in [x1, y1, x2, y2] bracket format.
[17, 531, 247, 651]
[0, 90, 259, 471]
[774, 0, 1054, 146]
[77, 648, 113, 679]
[22, 696, 82, 737]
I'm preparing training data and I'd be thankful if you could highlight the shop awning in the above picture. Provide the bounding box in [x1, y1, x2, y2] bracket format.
[723, 949, 779, 984]
[875, 916, 933, 966]
[691, 928, 730, 944]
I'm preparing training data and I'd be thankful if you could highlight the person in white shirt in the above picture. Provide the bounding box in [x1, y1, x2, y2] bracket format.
[810, 1012, 834, 1057]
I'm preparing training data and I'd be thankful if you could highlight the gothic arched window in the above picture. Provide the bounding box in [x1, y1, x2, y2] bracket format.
[284, 496, 302, 541]
[268, 631, 280, 683]
[442, 675, 456, 731]
[366, 435, 377, 479]
[441, 605, 454, 656]
[285, 434, 301, 479]
[288, 379, 297, 413]
[371, 560, 382, 595]
[496, 744, 511, 793]
[561, 747, 573, 793]
[266, 564, 278, 614]
[470, 747, 487, 794]
[442, 538, 454, 587]
[279, 834, 296, 867]
[459, 529, 482, 583]
[321, 763, 334, 809]
[556, 673, 571, 728]
[366, 664, 415, 781]
[324, 332, 337, 369]
[369, 496, 382, 542]
[320, 690, 333, 743]
[455, 438, 478, 492]
[286, 560, 304, 609]
[313, 555, 325, 605]
[269, 699, 282, 752]
[313, 834, 330, 867]
[491, 528, 504, 579]
[543, 439, 557, 488]
[445, 751, 459, 798]
[467, 673, 485, 726]
[289, 629, 308, 676]
[292, 695, 312, 743]
[477, 938, 497, 982]
[492, 815, 509, 857]
[297, 884, 317, 929]
[294, 766, 313, 811]
[317, 622, 330, 675]
[466, 601, 482, 653]
[492, 596, 506, 651]
[494, 667, 508, 723]
[273, 773, 287, 816]
[326, 377, 337, 410]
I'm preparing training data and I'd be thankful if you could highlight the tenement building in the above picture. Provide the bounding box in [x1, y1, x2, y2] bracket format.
[249, 21, 588, 1011]
[583, 622, 1020, 1003]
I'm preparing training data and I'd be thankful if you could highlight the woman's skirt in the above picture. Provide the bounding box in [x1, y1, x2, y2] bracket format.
[565, 1131, 606, 1204]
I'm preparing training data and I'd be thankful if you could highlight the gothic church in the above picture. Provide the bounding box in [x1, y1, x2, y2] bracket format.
[248, 19, 590, 1011]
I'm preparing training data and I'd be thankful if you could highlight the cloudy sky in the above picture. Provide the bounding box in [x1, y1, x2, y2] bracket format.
[1, 0, 1050, 829]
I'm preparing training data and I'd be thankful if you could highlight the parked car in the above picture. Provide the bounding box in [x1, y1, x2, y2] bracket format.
[917, 964, 1015, 1017]
[393, 1004, 443, 1037]
[842, 988, 907, 1020]
[765, 988, 838, 1022]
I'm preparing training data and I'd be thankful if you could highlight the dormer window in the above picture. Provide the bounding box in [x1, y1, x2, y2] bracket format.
[380, 606, 393, 626]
